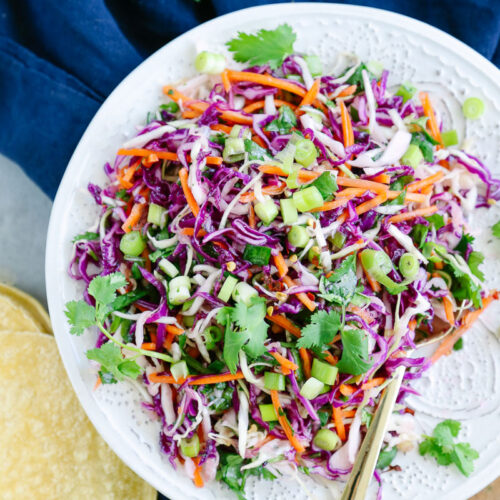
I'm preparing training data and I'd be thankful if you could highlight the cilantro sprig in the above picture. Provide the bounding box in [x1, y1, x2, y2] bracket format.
[226, 24, 296, 69]
[335, 329, 373, 375]
[64, 272, 173, 383]
[297, 310, 341, 349]
[419, 420, 479, 476]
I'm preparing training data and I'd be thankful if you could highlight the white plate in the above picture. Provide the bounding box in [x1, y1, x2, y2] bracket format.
[46, 3, 500, 499]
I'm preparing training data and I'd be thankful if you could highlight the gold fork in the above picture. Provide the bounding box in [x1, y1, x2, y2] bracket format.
[340, 331, 450, 500]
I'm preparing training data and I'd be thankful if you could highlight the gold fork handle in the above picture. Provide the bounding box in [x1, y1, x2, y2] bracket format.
[340, 365, 406, 500]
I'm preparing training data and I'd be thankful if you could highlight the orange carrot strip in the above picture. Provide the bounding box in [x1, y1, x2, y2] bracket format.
[248, 205, 256, 229]
[434, 260, 444, 270]
[442, 296, 455, 324]
[162, 85, 192, 103]
[221, 69, 231, 92]
[420, 92, 443, 145]
[387, 205, 438, 224]
[179, 167, 200, 216]
[266, 314, 301, 337]
[309, 195, 355, 213]
[282, 275, 317, 312]
[323, 352, 338, 366]
[298, 79, 320, 108]
[339, 100, 354, 147]
[149, 371, 245, 385]
[117, 148, 222, 166]
[141, 248, 152, 273]
[299, 348, 311, 378]
[141, 342, 157, 351]
[359, 253, 382, 293]
[336, 176, 389, 193]
[270, 351, 299, 372]
[227, 70, 307, 97]
[342, 409, 357, 418]
[122, 203, 146, 232]
[166, 325, 184, 336]
[361, 377, 386, 390]
[180, 227, 207, 237]
[243, 99, 297, 114]
[355, 192, 388, 215]
[332, 407, 346, 441]
[182, 110, 199, 119]
[219, 109, 254, 125]
[117, 164, 137, 189]
[386, 190, 428, 204]
[336, 187, 367, 197]
[193, 458, 204, 488]
[335, 85, 357, 98]
[94, 376, 102, 391]
[270, 390, 306, 453]
[431, 292, 498, 363]
[163, 332, 175, 350]
[339, 384, 356, 396]
[348, 305, 375, 324]
[210, 123, 232, 134]
[407, 171, 444, 193]
[252, 135, 267, 148]
[371, 173, 391, 184]
[273, 252, 288, 278]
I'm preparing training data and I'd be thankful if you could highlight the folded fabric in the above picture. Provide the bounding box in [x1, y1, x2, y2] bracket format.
[0, 0, 499, 200]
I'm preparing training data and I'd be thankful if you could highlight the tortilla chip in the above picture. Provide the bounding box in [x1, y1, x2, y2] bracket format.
[0, 331, 156, 500]
[0, 283, 52, 333]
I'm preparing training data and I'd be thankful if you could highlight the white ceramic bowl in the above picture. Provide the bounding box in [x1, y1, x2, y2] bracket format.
[46, 3, 500, 499]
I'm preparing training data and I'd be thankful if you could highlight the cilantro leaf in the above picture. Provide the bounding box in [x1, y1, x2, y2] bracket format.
[88, 272, 128, 306]
[411, 224, 429, 248]
[266, 105, 297, 134]
[346, 63, 374, 90]
[411, 133, 435, 162]
[64, 300, 96, 335]
[389, 175, 414, 191]
[335, 329, 373, 375]
[310, 171, 338, 201]
[419, 419, 479, 477]
[86, 342, 141, 383]
[492, 220, 500, 238]
[244, 139, 272, 161]
[111, 288, 149, 311]
[376, 446, 397, 469]
[226, 24, 296, 69]
[453, 337, 464, 351]
[319, 254, 358, 306]
[425, 213, 445, 230]
[297, 310, 341, 349]
[455, 232, 474, 255]
[467, 251, 485, 282]
[72, 231, 99, 243]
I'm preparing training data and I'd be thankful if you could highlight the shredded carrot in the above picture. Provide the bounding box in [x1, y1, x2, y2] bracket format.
[335, 85, 357, 98]
[355, 192, 388, 216]
[337, 176, 388, 194]
[240, 182, 286, 203]
[329, 334, 341, 345]
[248, 204, 256, 229]
[253, 435, 276, 450]
[339, 100, 354, 147]
[386, 190, 428, 204]
[162, 85, 191, 103]
[180, 227, 207, 237]
[359, 253, 382, 293]
[179, 167, 200, 216]
[219, 109, 254, 126]
[348, 305, 375, 324]
[140, 342, 157, 351]
[323, 352, 338, 366]
[243, 99, 297, 114]
[270, 390, 305, 453]
[270, 351, 299, 373]
[387, 205, 438, 224]
[163, 331, 175, 350]
[309, 194, 355, 213]
[273, 252, 289, 278]
[339, 384, 356, 396]
[299, 348, 311, 378]
[361, 377, 385, 390]
[226, 70, 307, 97]
[431, 292, 498, 363]
[371, 173, 391, 184]
[266, 314, 301, 337]
[122, 203, 146, 232]
[221, 69, 231, 92]
[420, 92, 443, 145]
[166, 325, 184, 336]
[409, 318, 417, 331]
[182, 110, 199, 119]
[442, 295, 455, 324]
[193, 457, 204, 488]
[282, 275, 317, 312]
[149, 371, 245, 385]
[210, 123, 232, 134]
[252, 135, 267, 148]
[298, 79, 320, 109]
[117, 164, 137, 189]
[407, 171, 444, 193]
[332, 406, 346, 441]
[342, 409, 357, 418]
[141, 248, 151, 273]
[94, 376, 102, 391]
[117, 148, 223, 166]
[434, 260, 444, 270]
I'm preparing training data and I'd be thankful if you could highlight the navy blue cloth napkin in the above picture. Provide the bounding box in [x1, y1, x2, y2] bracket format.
[0, 0, 499, 199]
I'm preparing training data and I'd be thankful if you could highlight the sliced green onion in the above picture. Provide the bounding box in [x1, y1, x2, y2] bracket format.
[287, 225, 310, 248]
[400, 144, 423, 168]
[232, 282, 258, 306]
[462, 97, 485, 120]
[204, 326, 222, 350]
[183, 315, 195, 328]
[217, 275, 239, 302]
[311, 358, 338, 386]
[243, 244, 271, 265]
[299, 377, 325, 400]
[293, 186, 324, 212]
[119, 231, 146, 257]
[147, 203, 167, 227]
[399, 253, 419, 279]
[264, 372, 286, 391]
[182, 298, 195, 312]
[366, 60, 384, 79]
[194, 51, 225, 74]
[131, 262, 142, 280]
[180, 434, 200, 457]
[254, 199, 279, 225]
[223, 137, 245, 163]
[310, 171, 338, 201]
[395, 82, 416, 103]
[171, 360, 188, 382]
[230, 125, 251, 139]
[294, 139, 317, 167]
[303, 55, 323, 77]
[160, 102, 179, 114]
[306, 111, 323, 124]
[280, 198, 298, 225]
[275, 141, 296, 173]
[168, 276, 191, 305]
[159, 258, 179, 278]
[259, 403, 278, 422]
[313, 429, 340, 451]
[286, 165, 301, 189]
[331, 231, 346, 250]
[441, 129, 458, 147]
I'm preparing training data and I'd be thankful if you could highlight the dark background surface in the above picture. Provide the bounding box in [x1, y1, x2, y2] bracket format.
[0, 0, 499, 200]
